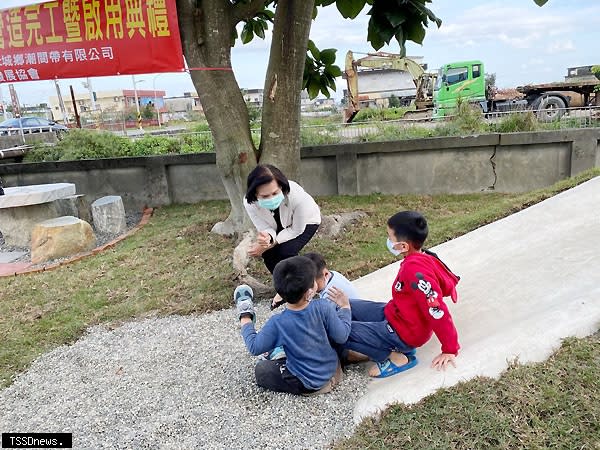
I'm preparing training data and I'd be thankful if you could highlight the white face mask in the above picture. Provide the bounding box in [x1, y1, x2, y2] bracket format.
[386, 238, 402, 256]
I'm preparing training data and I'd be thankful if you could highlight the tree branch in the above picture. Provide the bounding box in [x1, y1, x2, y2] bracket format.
[232, 0, 269, 25]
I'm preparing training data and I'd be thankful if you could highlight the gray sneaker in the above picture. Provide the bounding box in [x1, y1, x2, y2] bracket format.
[234, 284, 256, 323]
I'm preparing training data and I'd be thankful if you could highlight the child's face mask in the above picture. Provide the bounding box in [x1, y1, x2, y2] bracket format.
[386, 238, 402, 256]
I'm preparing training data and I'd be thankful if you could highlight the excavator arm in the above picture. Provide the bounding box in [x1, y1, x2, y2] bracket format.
[344, 50, 432, 123]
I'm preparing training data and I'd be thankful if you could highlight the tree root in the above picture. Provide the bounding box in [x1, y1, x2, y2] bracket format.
[318, 211, 367, 238]
[232, 231, 275, 298]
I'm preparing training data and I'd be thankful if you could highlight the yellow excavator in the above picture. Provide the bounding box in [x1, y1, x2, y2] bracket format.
[344, 50, 436, 123]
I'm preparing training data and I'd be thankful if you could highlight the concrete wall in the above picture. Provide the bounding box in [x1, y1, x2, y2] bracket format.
[0, 132, 57, 150]
[0, 129, 598, 211]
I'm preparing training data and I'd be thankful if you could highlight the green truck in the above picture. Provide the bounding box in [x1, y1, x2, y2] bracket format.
[432, 61, 598, 121]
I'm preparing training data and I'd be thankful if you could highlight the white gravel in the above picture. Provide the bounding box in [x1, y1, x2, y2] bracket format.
[0, 304, 369, 449]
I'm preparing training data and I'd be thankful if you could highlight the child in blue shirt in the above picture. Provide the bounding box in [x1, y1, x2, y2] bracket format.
[235, 255, 351, 395]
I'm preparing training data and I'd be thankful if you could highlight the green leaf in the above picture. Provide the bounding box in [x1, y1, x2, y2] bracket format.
[325, 65, 342, 77]
[307, 79, 321, 99]
[320, 84, 331, 98]
[307, 40, 320, 60]
[383, 9, 406, 27]
[320, 48, 337, 65]
[336, 0, 367, 19]
[405, 19, 426, 44]
[533, 0, 548, 5]
[252, 20, 265, 39]
[240, 23, 253, 44]
[367, 19, 385, 50]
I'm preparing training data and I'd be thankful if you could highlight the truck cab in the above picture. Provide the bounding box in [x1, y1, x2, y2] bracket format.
[433, 60, 486, 119]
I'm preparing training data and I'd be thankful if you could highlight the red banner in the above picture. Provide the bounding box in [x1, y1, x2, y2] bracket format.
[0, 0, 184, 83]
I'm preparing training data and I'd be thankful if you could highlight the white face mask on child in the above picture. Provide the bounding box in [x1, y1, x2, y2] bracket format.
[386, 238, 402, 256]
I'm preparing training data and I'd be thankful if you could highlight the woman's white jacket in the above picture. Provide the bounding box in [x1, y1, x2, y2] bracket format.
[243, 180, 321, 244]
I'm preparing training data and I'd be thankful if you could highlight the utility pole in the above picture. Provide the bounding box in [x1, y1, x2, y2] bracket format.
[54, 79, 67, 123]
[85, 77, 96, 110]
[0, 84, 8, 120]
[153, 74, 162, 127]
[132, 75, 143, 131]
[69, 85, 81, 128]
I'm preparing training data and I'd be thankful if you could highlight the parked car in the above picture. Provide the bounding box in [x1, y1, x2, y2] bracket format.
[0, 117, 69, 137]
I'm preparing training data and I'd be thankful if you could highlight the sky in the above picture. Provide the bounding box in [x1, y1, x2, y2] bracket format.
[2, 0, 600, 107]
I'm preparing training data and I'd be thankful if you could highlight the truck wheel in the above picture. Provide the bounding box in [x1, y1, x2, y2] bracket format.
[535, 96, 566, 122]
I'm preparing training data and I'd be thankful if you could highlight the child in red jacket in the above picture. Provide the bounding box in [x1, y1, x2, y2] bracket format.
[343, 211, 460, 378]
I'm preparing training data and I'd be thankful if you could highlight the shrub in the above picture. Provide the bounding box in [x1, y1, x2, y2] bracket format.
[128, 135, 180, 156]
[57, 129, 132, 160]
[23, 142, 63, 162]
[494, 111, 538, 133]
[451, 99, 487, 134]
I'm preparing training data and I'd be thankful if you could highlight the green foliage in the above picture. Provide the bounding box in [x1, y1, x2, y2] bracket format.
[53, 129, 132, 160]
[128, 135, 180, 156]
[246, 102, 262, 126]
[23, 142, 63, 162]
[452, 99, 487, 134]
[353, 106, 414, 122]
[22, 129, 216, 162]
[493, 111, 539, 133]
[388, 94, 401, 108]
[366, 0, 441, 54]
[179, 133, 215, 153]
[300, 125, 340, 146]
[304, 40, 342, 99]
[142, 103, 155, 120]
[233, 5, 274, 44]
[192, 121, 211, 132]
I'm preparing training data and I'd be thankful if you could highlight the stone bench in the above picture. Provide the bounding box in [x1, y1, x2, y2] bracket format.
[0, 183, 77, 247]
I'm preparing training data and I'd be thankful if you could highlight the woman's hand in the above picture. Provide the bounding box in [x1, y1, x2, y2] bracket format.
[248, 243, 266, 257]
[257, 231, 273, 247]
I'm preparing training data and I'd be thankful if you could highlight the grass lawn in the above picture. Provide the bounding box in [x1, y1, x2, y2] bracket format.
[1, 168, 598, 447]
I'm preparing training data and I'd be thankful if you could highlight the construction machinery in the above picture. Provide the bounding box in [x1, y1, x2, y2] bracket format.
[343, 51, 436, 123]
[433, 61, 599, 121]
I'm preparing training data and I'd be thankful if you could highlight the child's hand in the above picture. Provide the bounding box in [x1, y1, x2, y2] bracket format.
[431, 353, 456, 371]
[271, 293, 284, 310]
[327, 287, 350, 309]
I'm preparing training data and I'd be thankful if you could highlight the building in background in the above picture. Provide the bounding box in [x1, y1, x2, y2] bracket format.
[49, 89, 166, 122]
[163, 91, 203, 120]
[242, 88, 263, 106]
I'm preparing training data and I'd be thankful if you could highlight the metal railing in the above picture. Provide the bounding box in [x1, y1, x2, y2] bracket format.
[65, 105, 600, 152]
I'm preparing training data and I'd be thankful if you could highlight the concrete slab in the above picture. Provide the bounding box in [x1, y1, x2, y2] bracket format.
[352, 176, 600, 423]
[0, 251, 27, 264]
[0, 183, 76, 208]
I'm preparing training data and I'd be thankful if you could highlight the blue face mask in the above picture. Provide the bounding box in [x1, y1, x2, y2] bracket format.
[257, 192, 284, 210]
[386, 238, 402, 256]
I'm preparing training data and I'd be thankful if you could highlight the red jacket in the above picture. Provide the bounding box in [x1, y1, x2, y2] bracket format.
[384, 252, 460, 355]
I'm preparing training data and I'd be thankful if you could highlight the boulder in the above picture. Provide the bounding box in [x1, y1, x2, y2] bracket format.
[91, 196, 127, 235]
[31, 216, 96, 264]
[54, 194, 93, 224]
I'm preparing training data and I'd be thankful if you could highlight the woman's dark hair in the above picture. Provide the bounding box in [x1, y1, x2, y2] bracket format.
[245, 164, 291, 203]
[273, 256, 317, 304]
[387, 211, 428, 249]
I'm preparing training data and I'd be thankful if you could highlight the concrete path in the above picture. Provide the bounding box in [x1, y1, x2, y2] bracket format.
[351, 176, 600, 422]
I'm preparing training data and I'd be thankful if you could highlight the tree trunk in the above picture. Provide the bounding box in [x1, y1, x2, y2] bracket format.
[259, 0, 315, 180]
[176, 0, 257, 235]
